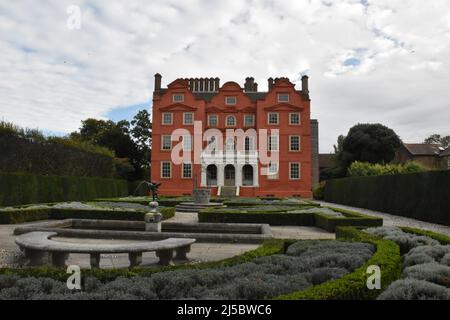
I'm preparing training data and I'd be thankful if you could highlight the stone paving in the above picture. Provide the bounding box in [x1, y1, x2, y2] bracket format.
[314, 200, 450, 237]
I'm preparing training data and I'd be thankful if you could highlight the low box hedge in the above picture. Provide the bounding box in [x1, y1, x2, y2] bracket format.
[199, 206, 382, 232]
[401, 227, 450, 245]
[0, 207, 176, 224]
[0, 239, 285, 282]
[274, 227, 402, 300]
[314, 207, 383, 232]
[0, 228, 402, 300]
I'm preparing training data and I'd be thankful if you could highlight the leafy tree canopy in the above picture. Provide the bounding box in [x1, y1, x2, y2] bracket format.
[337, 123, 402, 169]
[424, 134, 450, 149]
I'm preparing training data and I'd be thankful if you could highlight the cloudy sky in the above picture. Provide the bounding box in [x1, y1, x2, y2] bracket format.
[1, 0, 449, 152]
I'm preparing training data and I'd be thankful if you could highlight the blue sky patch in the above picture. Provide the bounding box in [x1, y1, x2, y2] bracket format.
[106, 103, 149, 123]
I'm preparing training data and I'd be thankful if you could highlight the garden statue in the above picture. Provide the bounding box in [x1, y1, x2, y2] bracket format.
[148, 181, 162, 201]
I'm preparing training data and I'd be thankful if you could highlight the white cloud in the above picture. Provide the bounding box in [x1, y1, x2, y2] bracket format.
[0, 0, 449, 152]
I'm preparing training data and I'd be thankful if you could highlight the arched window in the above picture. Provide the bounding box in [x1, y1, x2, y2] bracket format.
[226, 115, 236, 127]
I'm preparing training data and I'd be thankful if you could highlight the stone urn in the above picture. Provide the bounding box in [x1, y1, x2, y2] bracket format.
[193, 188, 211, 205]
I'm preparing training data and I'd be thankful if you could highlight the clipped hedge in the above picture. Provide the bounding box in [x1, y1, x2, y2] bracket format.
[0, 207, 175, 224]
[0, 239, 284, 282]
[274, 227, 402, 300]
[314, 207, 383, 232]
[0, 134, 115, 177]
[199, 206, 382, 232]
[199, 206, 316, 226]
[401, 227, 450, 245]
[324, 170, 450, 225]
[0, 172, 129, 207]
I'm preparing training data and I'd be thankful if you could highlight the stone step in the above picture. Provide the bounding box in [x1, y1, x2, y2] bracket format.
[221, 186, 237, 197]
[175, 202, 223, 213]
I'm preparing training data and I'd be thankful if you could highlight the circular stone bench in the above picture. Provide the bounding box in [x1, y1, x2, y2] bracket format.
[15, 232, 196, 268]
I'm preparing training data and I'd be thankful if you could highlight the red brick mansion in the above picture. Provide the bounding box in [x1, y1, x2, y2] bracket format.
[150, 74, 319, 198]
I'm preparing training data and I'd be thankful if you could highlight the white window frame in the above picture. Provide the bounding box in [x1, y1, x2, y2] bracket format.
[161, 161, 172, 179]
[289, 135, 301, 152]
[244, 136, 254, 152]
[267, 162, 279, 180]
[172, 93, 184, 103]
[183, 135, 193, 151]
[161, 135, 172, 151]
[244, 114, 255, 127]
[226, 115, 236, 127]
[268, 135, 279, 152]
[162, 112, 173, 125]
[225, 96, 237, 105]
[183, 112, 194, 125]
[278, 93, 290, 103]
[182, 162, 193, 179]
[267, 112, 279, 125]
[289, 162, 301, 180]
[289, 112, 301, 125]
[208, 114, 218, 127]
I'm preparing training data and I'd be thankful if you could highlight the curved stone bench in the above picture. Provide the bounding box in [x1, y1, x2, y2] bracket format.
[15, 232, 196, 268]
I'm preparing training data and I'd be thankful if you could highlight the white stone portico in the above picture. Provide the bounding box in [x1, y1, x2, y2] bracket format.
[200, 150, 259, 188]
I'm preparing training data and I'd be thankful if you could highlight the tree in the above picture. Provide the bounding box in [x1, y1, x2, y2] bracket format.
[337, 123, 402, 170]
[70, 113, 151, 180]
[130, 110, 152, 177]
[424, 134, 450, 149]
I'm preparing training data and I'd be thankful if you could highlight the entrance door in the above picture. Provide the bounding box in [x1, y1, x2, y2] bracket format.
[224, 165, 235, 186]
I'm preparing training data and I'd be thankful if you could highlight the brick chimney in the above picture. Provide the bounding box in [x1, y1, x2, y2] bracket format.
[245, 77, 256, 92]
[301, 75, 309, 95]
[154, 73, 162, 92]
[268, 77, 274, 91]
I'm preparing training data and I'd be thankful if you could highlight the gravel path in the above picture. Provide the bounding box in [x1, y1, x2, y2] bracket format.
[314, 200, 450, 237]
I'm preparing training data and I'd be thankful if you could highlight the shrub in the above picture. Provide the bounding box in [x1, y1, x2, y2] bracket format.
[313, 182, 326, 200]
[377, 279, 450, 300]
[0, 240, 373, 300]
[324, 170, 450, 225]
[365, 227, 439, 255]
[403, 245, 450, 267]
[403, 263, 450, 288]
[348, 161, 426, 177]
[275, 227, 402, 300]
[401, 227, 450, 245]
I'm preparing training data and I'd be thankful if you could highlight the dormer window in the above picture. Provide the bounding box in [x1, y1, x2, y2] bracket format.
[173, 94, 184, 102]
[278, 93, 289, 103]
[225, 96, 237, 105]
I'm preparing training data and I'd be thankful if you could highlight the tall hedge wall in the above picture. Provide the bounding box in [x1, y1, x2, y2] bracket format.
[324, 170, 450, 225]
[0, 172, 128, 207]
[0, 135, 115, 177]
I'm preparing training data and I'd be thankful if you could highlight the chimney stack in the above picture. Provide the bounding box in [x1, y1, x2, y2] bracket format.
[245, 77, 256, 92]
[301, 75, 309, 95]
[268, 77, 274, 91]
[154, 73, 162, 91]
